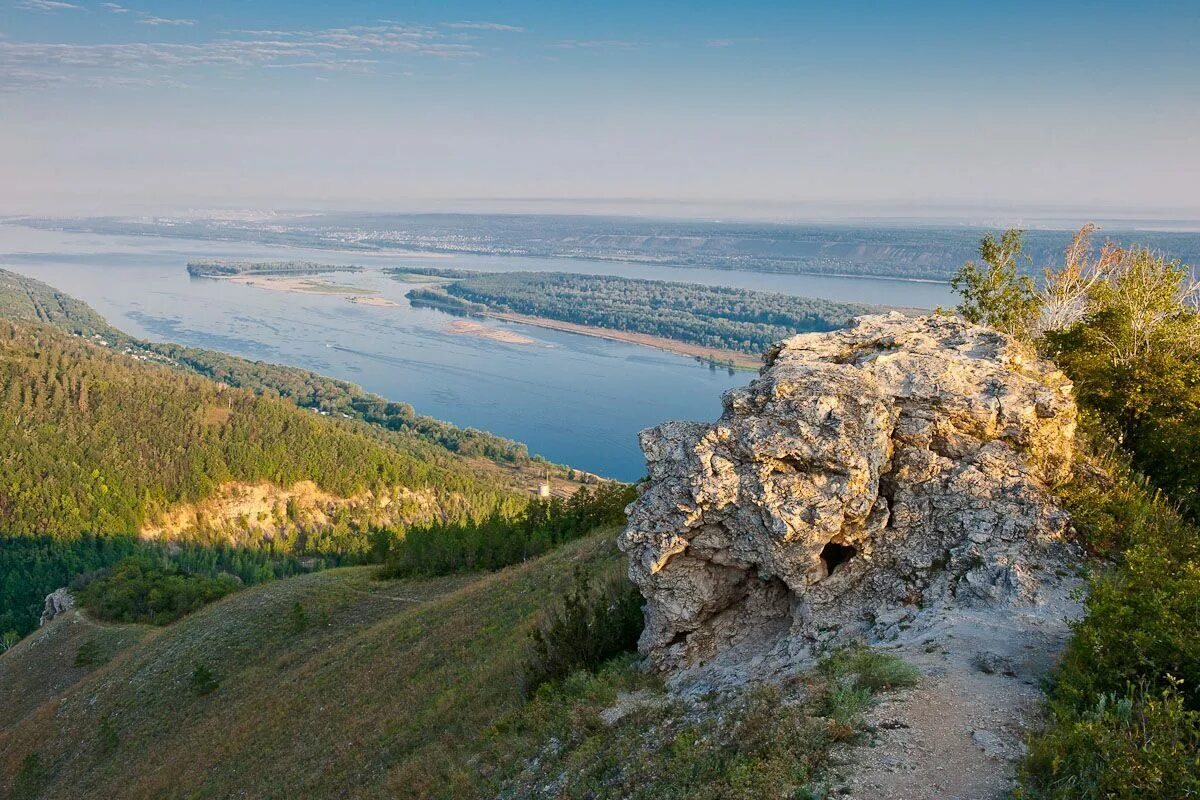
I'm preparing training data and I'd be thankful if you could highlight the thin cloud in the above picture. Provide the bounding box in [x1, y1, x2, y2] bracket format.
[137, 16, 196, 27]
[0, 22, 484, 92]
[16, 0, 82, 10]
[706, 37, 761, 48]
[549, 39, 647, 51]
[444, 21, 524, 33]
[101, 2, 128, 11]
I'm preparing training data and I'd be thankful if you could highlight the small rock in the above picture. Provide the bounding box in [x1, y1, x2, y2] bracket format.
[40, 587, 74, 626]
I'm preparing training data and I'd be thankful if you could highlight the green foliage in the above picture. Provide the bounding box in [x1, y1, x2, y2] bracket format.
[1020, 682, 1200, 800]
[289, 601, 309, 634]
[400, 269, 874, 354]
[1019, 425, 1200, 796]
[189, 663, 219, 696]
[523, 565, 643, 694]
[0, 318, 508, 541]
[186, 260, 363, 277]
[75, 556, 243, 626]
[489, 648, 918, 799]
[1, 630, 18, 652]
[818, 645, 922, 693]
[0, 534, 148, 638]
[381, 483, 636, 579]
[97, 717, 120, 754]
[74, 638, 103, 668]
[950, 228, 1039, 337]
[11, 752, 49, 800]
[1042, 245, 1200, 518]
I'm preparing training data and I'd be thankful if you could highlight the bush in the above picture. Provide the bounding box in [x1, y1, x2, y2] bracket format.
[522, 566, 644, 694]
[1021, 682, 1200, 799]
[190, 663, 219, 696]
[950, 228, 1039, 337]
[75, 556, 242, 626]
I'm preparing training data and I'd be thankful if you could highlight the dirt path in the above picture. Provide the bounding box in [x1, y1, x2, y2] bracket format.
[832, 598, 1082, 800]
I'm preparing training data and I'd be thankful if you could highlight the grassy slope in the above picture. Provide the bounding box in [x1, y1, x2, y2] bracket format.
[0, 612, 152, 731]
[0, 530, 625, 800]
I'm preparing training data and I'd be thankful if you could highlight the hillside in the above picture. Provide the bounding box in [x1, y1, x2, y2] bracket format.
[0, 318, 505, 542]
[0, 533, 622, 800]
[0, 268, 539, 465]
[0, 529, 928, 800]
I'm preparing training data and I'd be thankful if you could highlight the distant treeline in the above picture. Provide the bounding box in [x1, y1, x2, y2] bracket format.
[381, 483, 635, 579]
[0, 534, 333, 638]
[186, 260, 364, 277]
[393, 269, 877, 353]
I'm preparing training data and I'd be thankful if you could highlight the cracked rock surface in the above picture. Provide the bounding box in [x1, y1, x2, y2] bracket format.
[619, 313, 1079, 682]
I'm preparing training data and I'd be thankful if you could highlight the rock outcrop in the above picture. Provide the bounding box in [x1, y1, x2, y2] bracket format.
[620, 313, 1078, 678]
[40, 587, 75, 626]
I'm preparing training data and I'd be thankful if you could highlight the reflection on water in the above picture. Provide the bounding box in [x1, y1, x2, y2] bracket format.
[0, 225, 954, 479]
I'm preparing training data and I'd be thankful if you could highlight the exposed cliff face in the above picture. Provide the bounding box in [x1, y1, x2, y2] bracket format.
[620, 313, 1079, 680]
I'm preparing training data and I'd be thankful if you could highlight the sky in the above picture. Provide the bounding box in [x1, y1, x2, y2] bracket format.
[2, 0, 1199, 220]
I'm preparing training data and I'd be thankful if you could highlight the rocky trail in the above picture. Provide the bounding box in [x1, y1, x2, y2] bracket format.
[833, 596, 1081, 799]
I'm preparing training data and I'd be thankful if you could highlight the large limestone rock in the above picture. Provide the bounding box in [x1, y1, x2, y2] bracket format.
[620, 313, 1078, 677]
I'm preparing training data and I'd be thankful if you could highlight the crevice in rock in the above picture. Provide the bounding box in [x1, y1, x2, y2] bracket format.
[820, 542, 857, 575]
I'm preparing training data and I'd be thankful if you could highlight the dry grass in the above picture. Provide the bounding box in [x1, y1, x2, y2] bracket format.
[0, 530, 624, 800]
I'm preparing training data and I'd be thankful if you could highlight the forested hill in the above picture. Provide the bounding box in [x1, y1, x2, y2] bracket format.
[0, 268, 535, 465]
[400, 270, 877, 354]
[0, 318, 508, 541]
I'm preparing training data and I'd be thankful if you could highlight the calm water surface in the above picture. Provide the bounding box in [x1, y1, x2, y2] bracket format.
[0, 225, 953, 479]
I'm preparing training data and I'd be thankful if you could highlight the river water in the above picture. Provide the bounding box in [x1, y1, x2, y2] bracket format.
[0, 224, 954, 479]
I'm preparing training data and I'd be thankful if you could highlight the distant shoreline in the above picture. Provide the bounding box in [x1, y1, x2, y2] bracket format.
[482, 310, 764, 370]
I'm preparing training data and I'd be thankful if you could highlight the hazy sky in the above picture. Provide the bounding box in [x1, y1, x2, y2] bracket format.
[3, 0, 1198, 218]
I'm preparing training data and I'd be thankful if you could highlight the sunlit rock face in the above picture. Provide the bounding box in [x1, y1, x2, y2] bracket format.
[620, 313, 1077, 678]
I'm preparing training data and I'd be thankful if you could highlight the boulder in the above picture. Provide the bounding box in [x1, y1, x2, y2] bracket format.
[40, 586, 75, 626]
[619, 313, 1078, 678]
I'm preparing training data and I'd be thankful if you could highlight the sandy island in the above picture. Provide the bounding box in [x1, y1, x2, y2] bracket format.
[227, 275, 368, 295]
[446, 319, 537, 345]
[348, 295, 401, 307]
[482, 311, 762, 370]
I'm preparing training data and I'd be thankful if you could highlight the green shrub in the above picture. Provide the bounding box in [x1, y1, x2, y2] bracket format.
[818, 645, 921, 693]
[75, 556, 242, 626]
[12, 752, 48, 800]
[522, 566, 643, 694]
[950, 228, 1039, 337]
[1021, 682, 1200, 799]
[190, 663, 219, 696]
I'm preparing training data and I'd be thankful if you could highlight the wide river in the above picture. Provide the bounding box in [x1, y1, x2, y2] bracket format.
[0, 224, 955, 479]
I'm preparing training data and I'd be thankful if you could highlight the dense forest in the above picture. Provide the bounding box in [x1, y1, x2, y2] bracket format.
[395, 269, 876, 353]
[0, 319, 508, 540]
[0, 269, 534, 464]
[186, 260, 363, 277]
[381, 482, 635, 578]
